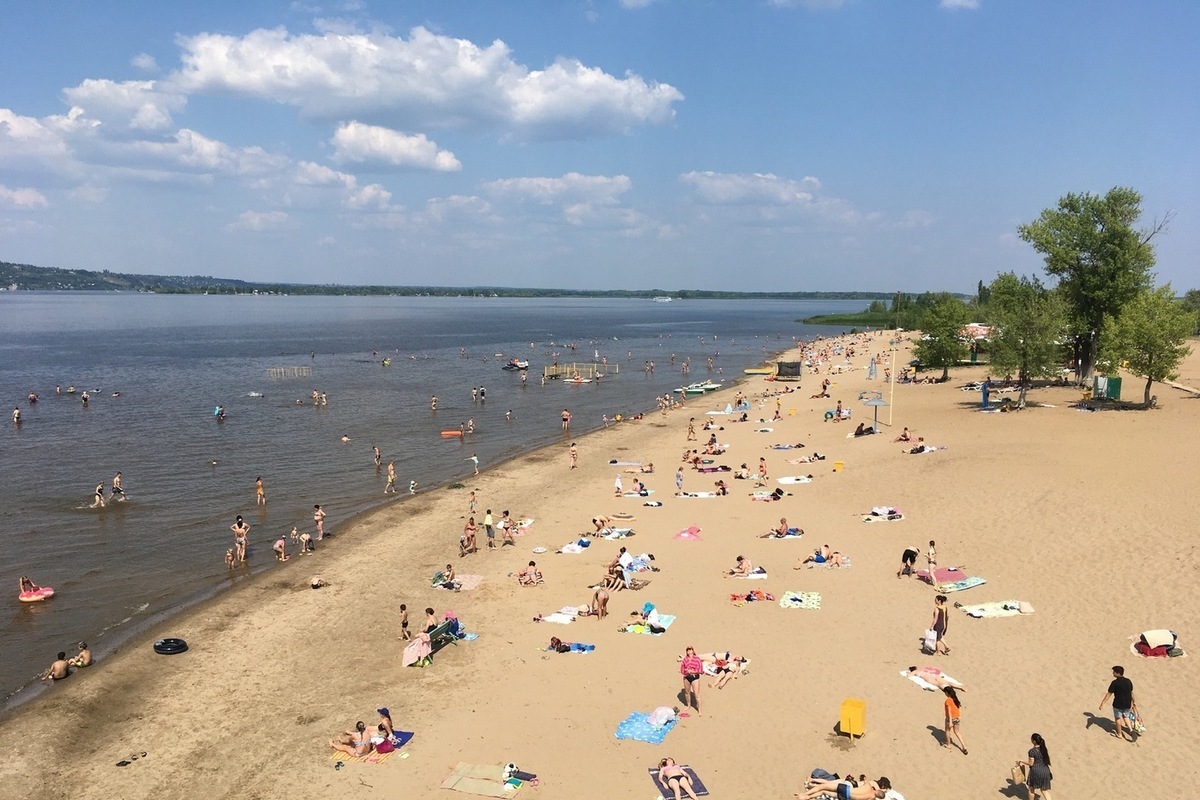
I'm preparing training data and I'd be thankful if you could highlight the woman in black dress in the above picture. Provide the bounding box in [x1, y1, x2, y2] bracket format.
[1016, 732, 1053, 799]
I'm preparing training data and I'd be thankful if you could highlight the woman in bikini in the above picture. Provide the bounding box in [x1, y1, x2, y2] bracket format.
[657, 757, 701, 800]
[679, 646, 703, 716]
[329, 721, 373, 757]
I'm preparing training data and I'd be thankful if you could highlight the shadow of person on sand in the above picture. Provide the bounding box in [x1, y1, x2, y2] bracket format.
[926, 724, 947, 747]
[997, 781, 1027, 798]
[1084, 711, 1140, 743]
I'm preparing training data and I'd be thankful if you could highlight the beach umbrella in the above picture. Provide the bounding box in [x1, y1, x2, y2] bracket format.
[863, 397, 889, 428]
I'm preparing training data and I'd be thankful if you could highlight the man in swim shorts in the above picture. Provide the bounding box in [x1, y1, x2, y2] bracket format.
[42, 652, 70, 681]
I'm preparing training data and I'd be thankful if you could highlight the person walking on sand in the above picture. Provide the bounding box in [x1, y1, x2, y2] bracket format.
[930, 594, 951, 655]
[384, 461, 397, 494]
[675, 467, 684, 496]
[313, 504, 326, 540]
[680, 645, 703, 716]
[1100, 665, 1138, 742]
[942, 686, 967, 754]
[255, 476, 266, 506]
[483, 508, 495, 550]
[570, 442, 578, 469]
[1016, 733, 1054, 799]
[231, 515, 249, 563]
[927, 539, 938, 573]
[756, 457, 768, 487]
[687, 418, 696, 441]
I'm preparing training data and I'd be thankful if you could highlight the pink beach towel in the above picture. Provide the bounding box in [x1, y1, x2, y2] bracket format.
[674, 526, 703, 541]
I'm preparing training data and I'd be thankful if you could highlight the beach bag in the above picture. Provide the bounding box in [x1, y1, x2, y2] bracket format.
[1010, 763, 1026, 786]
[922, 628, 938, 654]
[375, 738, 395, 754]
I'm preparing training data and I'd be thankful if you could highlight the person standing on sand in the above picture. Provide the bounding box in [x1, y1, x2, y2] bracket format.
[1100, 665, 1138, 742]
[930, 594, 950, 655]
[385, 461, 397, 494]
[942, 686, 967, 754]
[399, 604, 410, 640]
[614, 474, 624, 498]
[570, 443, 578, 469]
[680, 646, 703, 716]
[255, 476, 266, 506]
[687, 418, 696, 441]
[1016, 733, 1054, 799]
[313, 504, 326, 540]
[675, 467, 684, 495]
[591, 587, 609, 619]
[483, 508, 495, 550]
[927, 540, 937, 573]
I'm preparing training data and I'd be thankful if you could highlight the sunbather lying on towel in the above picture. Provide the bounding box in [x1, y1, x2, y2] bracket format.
[516, 561, 543, 585]
[657, 757, 701, 800]
[705, 652, 749, 689]
[907, 665, 966, 690]
[788, 453, 826, 464]
[800, 776, 891, 799]
[620, 603, 667, 633]
[796, 544, 846, 568]
[329, 721, 374, 757]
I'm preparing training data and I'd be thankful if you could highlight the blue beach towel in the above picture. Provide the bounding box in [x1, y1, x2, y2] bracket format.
[615, 712, 677, 744]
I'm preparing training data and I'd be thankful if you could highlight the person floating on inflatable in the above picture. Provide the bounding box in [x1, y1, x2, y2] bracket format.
[19, 575, 55, 603]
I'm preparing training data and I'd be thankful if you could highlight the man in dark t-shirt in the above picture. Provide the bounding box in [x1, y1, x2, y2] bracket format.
[1099, 665, 1138, 741]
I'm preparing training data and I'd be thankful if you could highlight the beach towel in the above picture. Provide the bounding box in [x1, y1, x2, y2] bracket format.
[609, 460, 641, 466]
[649, 766, 709, 797]
[777, 476, 813, 485]
[729, 589, 775, 606]
[755, 427, 774, 433]
[679, 491, 719, 498]
[696, 466, 731, 473]
[402, 634, 432, 667]
[615, 712, 677, 744]
[644, 501, 662, 507]
[330, 748, 395, 766]
[540, 612, 576, 624]
[956, 600, 1033, 618]
[674, 526, 703, 541]
[779, 591, 821, 609]
[900, 669, 963, 691]
[623, 490, 654, 498]
[601, 528, 635, 540]
[548, 642, 595, 653]
[440, 762, 521, 797]
[763, 528, 804, 539]
[454, 575, 484, 591]
[732, 567, 768, 579]
[1129, 633, 1187, 659]
[862, 513, 903, 523]
[621, 614, 676, 635]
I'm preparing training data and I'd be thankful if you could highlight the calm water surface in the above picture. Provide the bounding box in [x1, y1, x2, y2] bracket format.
[0, 293, 857, 704]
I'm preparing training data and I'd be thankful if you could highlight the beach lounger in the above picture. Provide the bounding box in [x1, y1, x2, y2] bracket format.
[649, 766, 709, 797]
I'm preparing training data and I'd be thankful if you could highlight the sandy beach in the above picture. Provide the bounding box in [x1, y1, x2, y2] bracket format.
[4, 331, 1198, 800]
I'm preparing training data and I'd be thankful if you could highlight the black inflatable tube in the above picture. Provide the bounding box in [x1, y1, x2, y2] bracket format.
[153, 637, 188, 655]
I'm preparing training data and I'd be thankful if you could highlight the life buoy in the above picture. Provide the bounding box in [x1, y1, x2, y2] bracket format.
[153, 637, 188, 655]
[440, 431, 463, 438]
[18, 587, 55, 603]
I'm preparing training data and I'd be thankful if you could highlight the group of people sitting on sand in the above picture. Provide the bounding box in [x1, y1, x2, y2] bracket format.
[41, 641, 92, 682]
[329, 707, 404, 758]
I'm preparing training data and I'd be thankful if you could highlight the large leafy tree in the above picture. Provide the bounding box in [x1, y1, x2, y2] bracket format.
[986, 273, 1067, 407]
[913, 294, 969, 381]
[1017, 187, 1165, 381]
[1182, 289, 1200, 335]
[1099, 285, 1196, 407]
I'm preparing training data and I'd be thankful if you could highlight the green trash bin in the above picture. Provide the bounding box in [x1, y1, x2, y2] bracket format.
[1105, 376, 1121, 400]
[1094, 375, 1122, 401]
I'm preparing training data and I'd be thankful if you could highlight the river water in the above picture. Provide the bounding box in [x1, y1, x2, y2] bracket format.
[0, 293, 857, 703]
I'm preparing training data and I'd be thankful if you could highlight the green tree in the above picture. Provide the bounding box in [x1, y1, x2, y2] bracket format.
[1017, 187, 1166, 381]
[1182, 289, 1200, 335]
[913, 294, 970, 381]
[1099, 285, 1196, 407]
[985, 273, 1067, 407]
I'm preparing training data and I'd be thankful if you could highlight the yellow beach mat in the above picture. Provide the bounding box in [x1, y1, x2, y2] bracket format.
[330, 748, 395, 765]
[440, 761, 520, 796]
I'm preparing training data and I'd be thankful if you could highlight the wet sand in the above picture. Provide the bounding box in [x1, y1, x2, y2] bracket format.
[3, 332, 1198, 800]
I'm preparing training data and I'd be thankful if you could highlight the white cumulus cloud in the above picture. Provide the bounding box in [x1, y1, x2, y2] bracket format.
[168, 26, 682, 140]
[345, 183, 392, 210]
[939, 0, 980, 9]
[681, 170, 866, 224]
[131, 53, 160, 73]
[330, 121, 461, 171]
[62, 79, 186, 133]
[0, 185, 49, 209]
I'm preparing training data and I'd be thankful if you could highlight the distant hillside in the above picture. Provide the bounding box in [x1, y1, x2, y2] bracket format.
[0, 260, 904, 300]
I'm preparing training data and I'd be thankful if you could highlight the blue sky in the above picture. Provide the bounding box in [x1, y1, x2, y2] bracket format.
[0, 0, 1195, 291]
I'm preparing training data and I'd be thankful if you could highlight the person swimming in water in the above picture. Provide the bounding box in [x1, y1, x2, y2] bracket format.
[111, 472, 126, 502]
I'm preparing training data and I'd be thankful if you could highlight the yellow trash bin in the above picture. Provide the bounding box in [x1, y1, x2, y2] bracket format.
[788, 408, 796, 416]
[833, 461, 845, 472]
[840, 698, 866, 740]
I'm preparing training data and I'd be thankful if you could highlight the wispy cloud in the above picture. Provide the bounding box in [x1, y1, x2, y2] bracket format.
[0, 185, 49, 210]
[229, 210, 290, 231]
[939, 0, 981, 10]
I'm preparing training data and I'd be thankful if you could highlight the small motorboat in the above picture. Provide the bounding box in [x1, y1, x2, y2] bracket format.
[502, 359, 529, 371]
